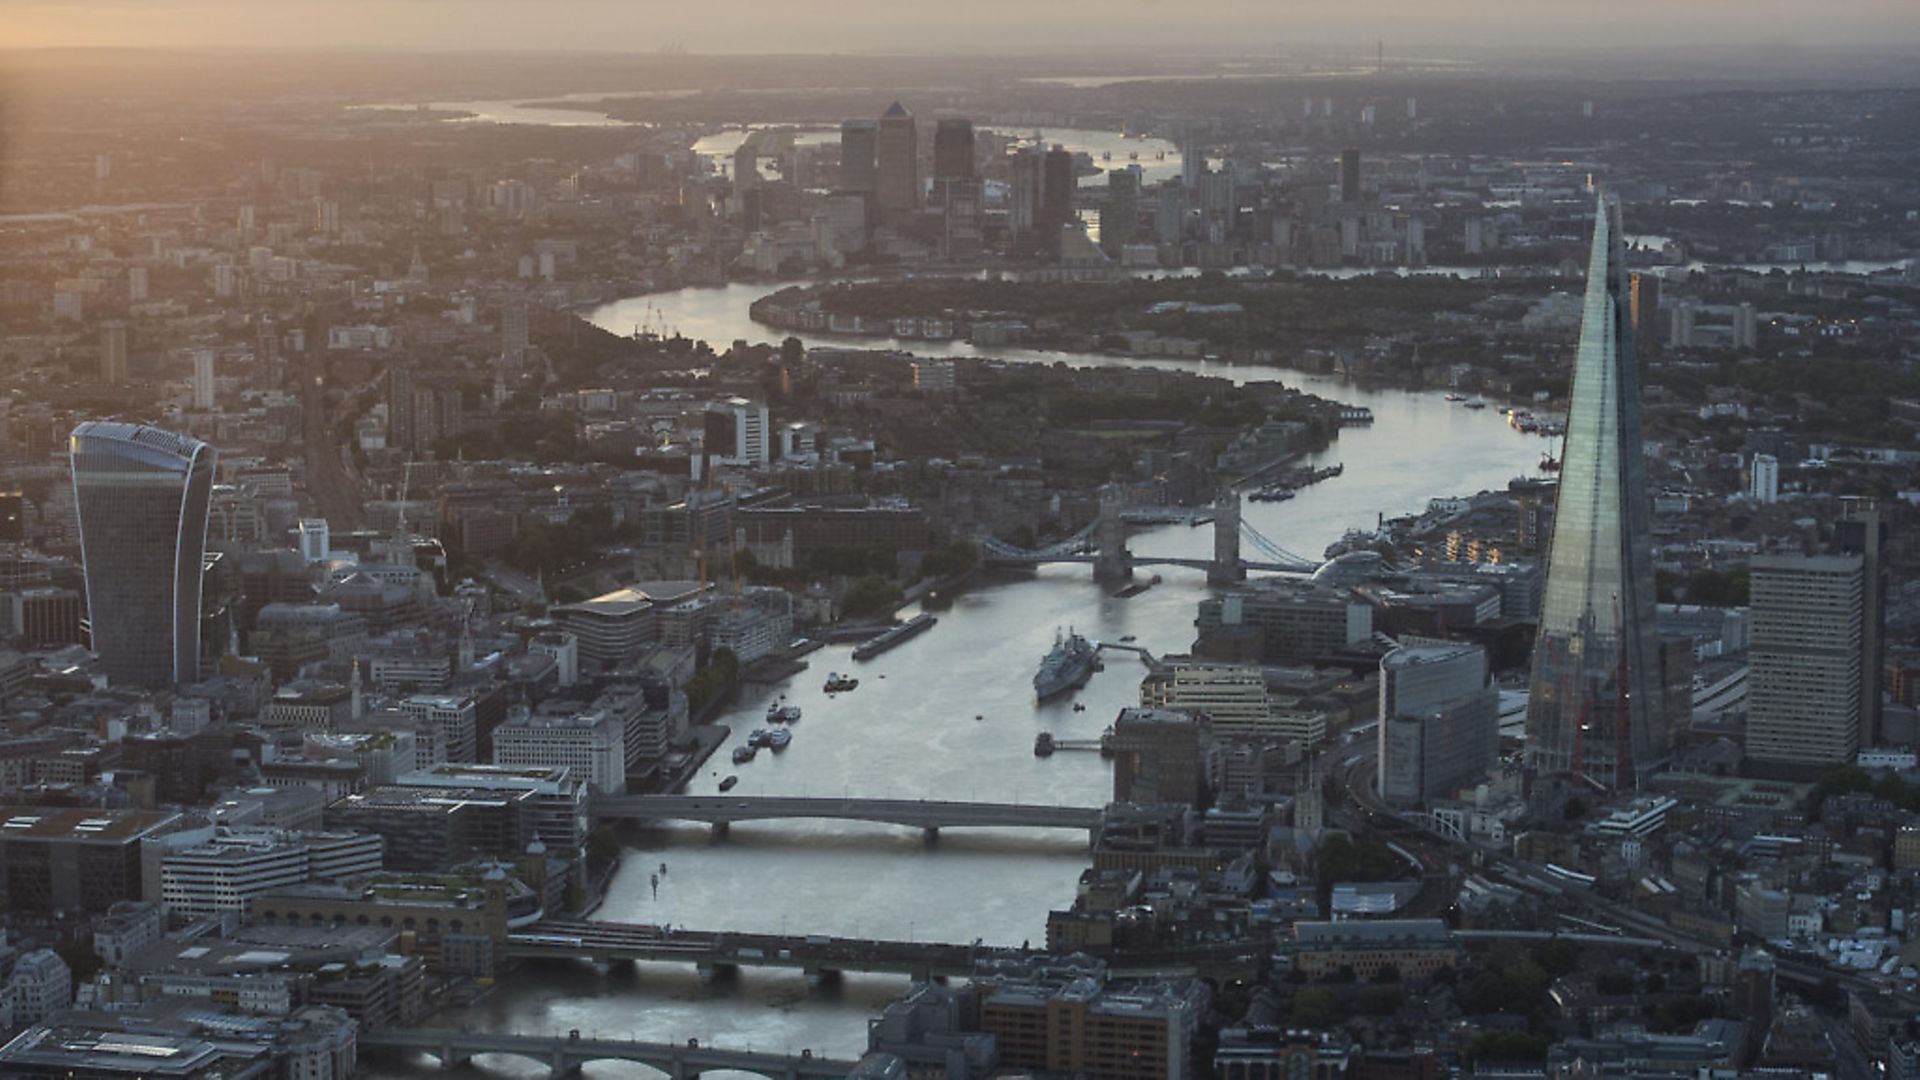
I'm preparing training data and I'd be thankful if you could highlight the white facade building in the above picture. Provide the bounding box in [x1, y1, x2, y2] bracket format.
[1750, 453, 1779, 504]
[159, 828, 383, 918]
[493, 708, 627, 794]
[298, 518, 331, 564]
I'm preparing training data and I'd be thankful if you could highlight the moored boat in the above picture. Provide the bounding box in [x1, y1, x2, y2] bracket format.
[1034, 629, 1098, 701]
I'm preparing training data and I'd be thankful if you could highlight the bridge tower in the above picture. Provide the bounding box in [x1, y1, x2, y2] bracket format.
[1208, 488, 1245, 585]
[1091, 484, 1134, 582]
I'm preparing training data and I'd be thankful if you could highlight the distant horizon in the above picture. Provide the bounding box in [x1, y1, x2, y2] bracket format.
[5, 1, 1920, 53]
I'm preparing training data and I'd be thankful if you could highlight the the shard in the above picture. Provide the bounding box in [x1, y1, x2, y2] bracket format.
[1525, 195, 1668, 791]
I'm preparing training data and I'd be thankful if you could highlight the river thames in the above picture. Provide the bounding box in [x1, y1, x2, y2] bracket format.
[365, 280, 1549, 1078]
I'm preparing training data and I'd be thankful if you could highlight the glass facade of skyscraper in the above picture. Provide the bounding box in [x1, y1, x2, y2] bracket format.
[70, 422, 216, 688]
[1525, 197, 1668, 790]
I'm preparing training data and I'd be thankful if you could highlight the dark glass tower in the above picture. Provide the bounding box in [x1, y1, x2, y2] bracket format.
[839, 119, 877, 195]
[932, 118, 975, 182]
[71, 422, 216, 688]
[875, 102, 918, 213]
[1525, 196, 1667, 790]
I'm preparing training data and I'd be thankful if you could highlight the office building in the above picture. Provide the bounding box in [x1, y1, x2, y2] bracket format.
[1139, 662, 1272, 740]
[1747, 553, 1865, 766]
[261, 683, 355, 731]
[973, 956, 1209, 1080]
[1180, 137, 1206, 188]
[1750, 453, 1779, 504]
[1007, 146, 1043, 240]
[1669, 299, 1696, 350]
[1838, 498, 1889, 747]
[1339, 149, 1361, 204]
[732, 139, 758, 191]
[399, 694, 480, 764]
[552, 587, 660, 669]
[100, 320, 129, 384]
[912, 360, 956, 395]
[191, 349, 216, 409]
[1525, 198, 1668, 789]
[71, 422, 217, 688]
[0, 1001, 358, 1078]
[159, 827, 384, 919]
[1194, 580, 1372, 663]
[0, 806, 182, 915]
[1377, 644, 1499, 807]
[493, 705, 627, 794]
[250, 603, 367, 682]
[1103, 169, 1140, 251]
[708, 587, 794, 665]
[10, 585, 85, 647]
[500, 302, 528, 362]
[1108, 708, 1208, 806]
[391, 763, 587, 852]
[530, 631, 579, 687]
[933, 118, 975, 180]
[839, 119, 877, 195]
[1039, 144, 1076, 242]
[713, 396, 770, 465]
[1734, 301, 1758, 350]
[875, 102, 919, 214]
[302, 731, 417, 788]
[297, 517, 330, 564]
[1629, 270, 1662, 340]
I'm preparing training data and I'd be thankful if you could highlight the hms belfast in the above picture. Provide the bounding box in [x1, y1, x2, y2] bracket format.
[1524, 195, 1672, 793]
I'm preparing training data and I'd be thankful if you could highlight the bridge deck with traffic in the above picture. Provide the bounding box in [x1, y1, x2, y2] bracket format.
[591, 794, 1103, 833]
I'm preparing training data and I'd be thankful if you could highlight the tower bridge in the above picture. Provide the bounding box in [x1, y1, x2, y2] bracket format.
[980, 487, 1320, 582]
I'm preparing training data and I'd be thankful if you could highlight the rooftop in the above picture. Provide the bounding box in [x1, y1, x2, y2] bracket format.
[0, 805, 181, 844]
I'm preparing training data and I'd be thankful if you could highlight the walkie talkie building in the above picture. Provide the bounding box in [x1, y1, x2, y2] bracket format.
[1524, 196, 1669, 791]
[70, 422, 216, 688]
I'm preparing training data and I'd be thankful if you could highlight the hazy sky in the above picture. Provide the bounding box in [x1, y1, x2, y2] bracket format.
[6, 0, 1920, 52]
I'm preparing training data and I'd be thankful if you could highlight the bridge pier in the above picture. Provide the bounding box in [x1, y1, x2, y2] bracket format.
[711, 821, 730, 839]
[922, 826, 939, 843]
[548, 1048, 582, 1080]
[437, 1041, 471, 1070]
[1092, 484, 1133, 582]
[1208, 488, 1245, 585]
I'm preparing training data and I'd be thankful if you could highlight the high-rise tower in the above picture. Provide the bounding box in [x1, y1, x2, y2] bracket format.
[1746, 554, 1865, 766]
[839, 119, 877, 195]
[70, 422, 216, 688]
[1525, 196, 1667, 790]
[875, 102, 918, 214]
[932, 118, 975, 182]
[99, 320, 128, 384]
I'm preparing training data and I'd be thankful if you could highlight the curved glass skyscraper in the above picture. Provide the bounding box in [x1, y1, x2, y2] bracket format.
[70, 422, 216, 688]
[1525, 196, 1668, 791]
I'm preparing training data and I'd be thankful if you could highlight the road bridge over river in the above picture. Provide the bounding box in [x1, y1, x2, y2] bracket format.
[359, 1027, 858, 1080]
[591, 795, 1103, 839]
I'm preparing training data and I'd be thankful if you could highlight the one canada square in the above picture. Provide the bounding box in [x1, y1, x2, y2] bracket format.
[1524, 196, 1668, 790]
[70, 422, 216, 688]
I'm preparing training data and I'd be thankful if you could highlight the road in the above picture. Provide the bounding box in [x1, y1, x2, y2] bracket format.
[302, 359, 369, 530]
